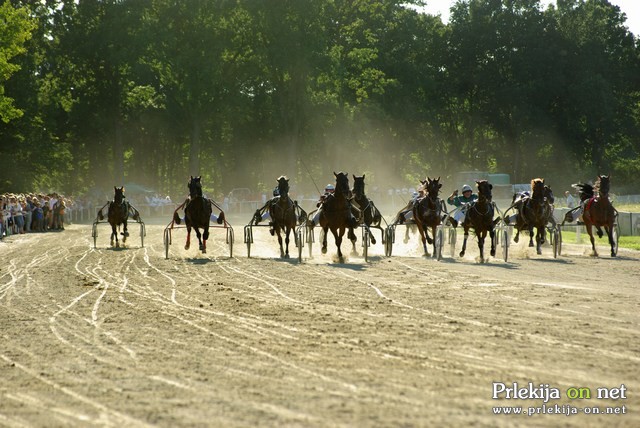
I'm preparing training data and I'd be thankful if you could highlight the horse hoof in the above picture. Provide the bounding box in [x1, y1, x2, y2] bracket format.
[202, 249, 207, 254]
[371, 238, 376, 245]
[321, 247, 327, 254]
[491, 250, 496, 257]
[514, 236, 519, 243]
[459, 251, 465, 257]
[185, 245, 190, 250]
[537, 249, 542, 255]
[116, 242, 120, 248]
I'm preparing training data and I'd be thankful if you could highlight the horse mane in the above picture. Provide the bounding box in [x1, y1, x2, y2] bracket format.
[530, 178, 544, 191]
[572, 182, 594, 200]
[594, 175, 610, 194]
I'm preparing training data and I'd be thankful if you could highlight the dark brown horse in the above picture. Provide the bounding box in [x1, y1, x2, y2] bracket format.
[173, 176, 212, 253]
[413, 177, 444, 257]
[106, 186, 129, 248]
[512, 178, 554, 254]
[459, 180, 496, 262]
[349, 174, 384, 254]
[582, 175, 617, 257]
[319, 171, 357, 261]
[269, 176, 298, 258]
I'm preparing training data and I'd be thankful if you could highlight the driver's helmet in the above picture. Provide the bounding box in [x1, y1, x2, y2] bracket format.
[325, 184, 335, 193]
[461, 184, 473, 193]
[273, 187, 280, 197]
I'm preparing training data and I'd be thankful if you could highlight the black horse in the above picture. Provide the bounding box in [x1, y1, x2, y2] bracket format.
[459, 180, 496, 262]
[174, 176, 213, 253]
[318, 171, 357, 262]
[268, 176, 303, 258]
[106, 186, 129, 248]
[413, 177, 445, 257]
[512, 178, 554, 254]
[349, 174, 384, 254]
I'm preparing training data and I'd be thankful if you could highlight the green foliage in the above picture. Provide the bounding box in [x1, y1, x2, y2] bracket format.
[1, 0, 639, 197]
[0, 2, 36, 123]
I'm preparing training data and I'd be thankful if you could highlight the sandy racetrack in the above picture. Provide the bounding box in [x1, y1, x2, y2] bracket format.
[1, 221, 638, 427]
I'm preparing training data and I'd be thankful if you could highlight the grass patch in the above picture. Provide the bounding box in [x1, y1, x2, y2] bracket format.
[559, 229, 640, 250]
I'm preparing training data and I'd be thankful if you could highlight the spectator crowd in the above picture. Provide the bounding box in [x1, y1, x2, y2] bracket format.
[1, 192, 74, 240]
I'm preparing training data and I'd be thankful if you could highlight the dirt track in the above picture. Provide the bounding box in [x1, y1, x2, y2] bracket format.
[1, 221, 638, 427]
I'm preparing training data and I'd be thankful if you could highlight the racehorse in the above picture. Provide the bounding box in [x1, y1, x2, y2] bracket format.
[319, 171, 357, 262]
[349, 174, 384, 254]
[413, 177, 444, 257]
[581, 175, 617, 257]
[268, 176, 299, 258]
[173, 176, 212, 253]
[106, 186, 129, 248]
[512, 178, 554, 254]
[459, 180, 496, 262]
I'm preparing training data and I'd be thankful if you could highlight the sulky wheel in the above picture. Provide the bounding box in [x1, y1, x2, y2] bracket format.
[449, 227, 457, 257]
[501, 228, 509, 262]
[227, 227, 234, 258]
[163, 229, 170, 259]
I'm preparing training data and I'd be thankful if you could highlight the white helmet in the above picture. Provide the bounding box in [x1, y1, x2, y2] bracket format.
[461, 184, 473, 193]
[325, 184, 335, 192]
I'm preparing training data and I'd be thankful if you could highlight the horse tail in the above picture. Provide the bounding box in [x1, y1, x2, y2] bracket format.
[173, 211, 182, 225]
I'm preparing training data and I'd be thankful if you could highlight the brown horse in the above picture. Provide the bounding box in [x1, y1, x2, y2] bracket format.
[413, 177, 444, 257]
[319, 171, 357, 262]
[268, 176, 299, 258]
[582, 175, 617, 257]
[173, 176, 212, 253]
[459, 180, 496, 262]
[512, 178, 554, 254]
[349, 174, 384, 254]
[105, 186, 129, 248]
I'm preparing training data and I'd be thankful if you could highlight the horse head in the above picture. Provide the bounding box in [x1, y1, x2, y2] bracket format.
[188, 176, 203, 198]
[352, 174, 366, 198]
[276, 175, 290, 197]
[544, 185, 554, 204]
[333, 171, 350, 196]
[475, 180, 492, 202]
[596, 174, 610, 196]
[425, 176, 442, 199]
[531, 178, 545, 201]
[114, 186, 125, 204]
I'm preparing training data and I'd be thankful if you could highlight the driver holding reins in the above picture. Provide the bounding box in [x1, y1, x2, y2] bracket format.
[446, 184, 478, 226]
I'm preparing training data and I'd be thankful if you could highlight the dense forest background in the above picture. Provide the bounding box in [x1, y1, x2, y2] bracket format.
[1, 0, 639, 198]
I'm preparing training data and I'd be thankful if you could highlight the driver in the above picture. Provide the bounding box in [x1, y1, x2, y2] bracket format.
[446, 184, 477, 226]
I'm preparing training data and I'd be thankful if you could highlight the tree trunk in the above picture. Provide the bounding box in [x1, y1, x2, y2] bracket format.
[189, 117, 201, 176]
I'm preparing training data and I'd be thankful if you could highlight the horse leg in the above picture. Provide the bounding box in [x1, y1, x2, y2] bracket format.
[284, 226, 291, 258]
[586, 224, 598, 256]
[596, 226, 604, 238]
[276, 226, 285, 258]
[185, 226, 191, 250]
[348, 225, 358, 256]
[111, 224, 117, 247]
[606, 225, 616, 257]
[460, 227, 469, 257]
[415, 221, 429, 257]
[490, 228, 496, 257]
[431, 226, 438, 257]
[122, 220, 128, 246]
[403, 226, 410, 244]
[203, 226, 209, 254]
[335, 226, 345, 261]
[536, 227, 543, 255]
[528, 227, 535, 247]
[321, 226, 328, 254]
[195, 227, 203, 252]
[477, 230, 486, 262]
